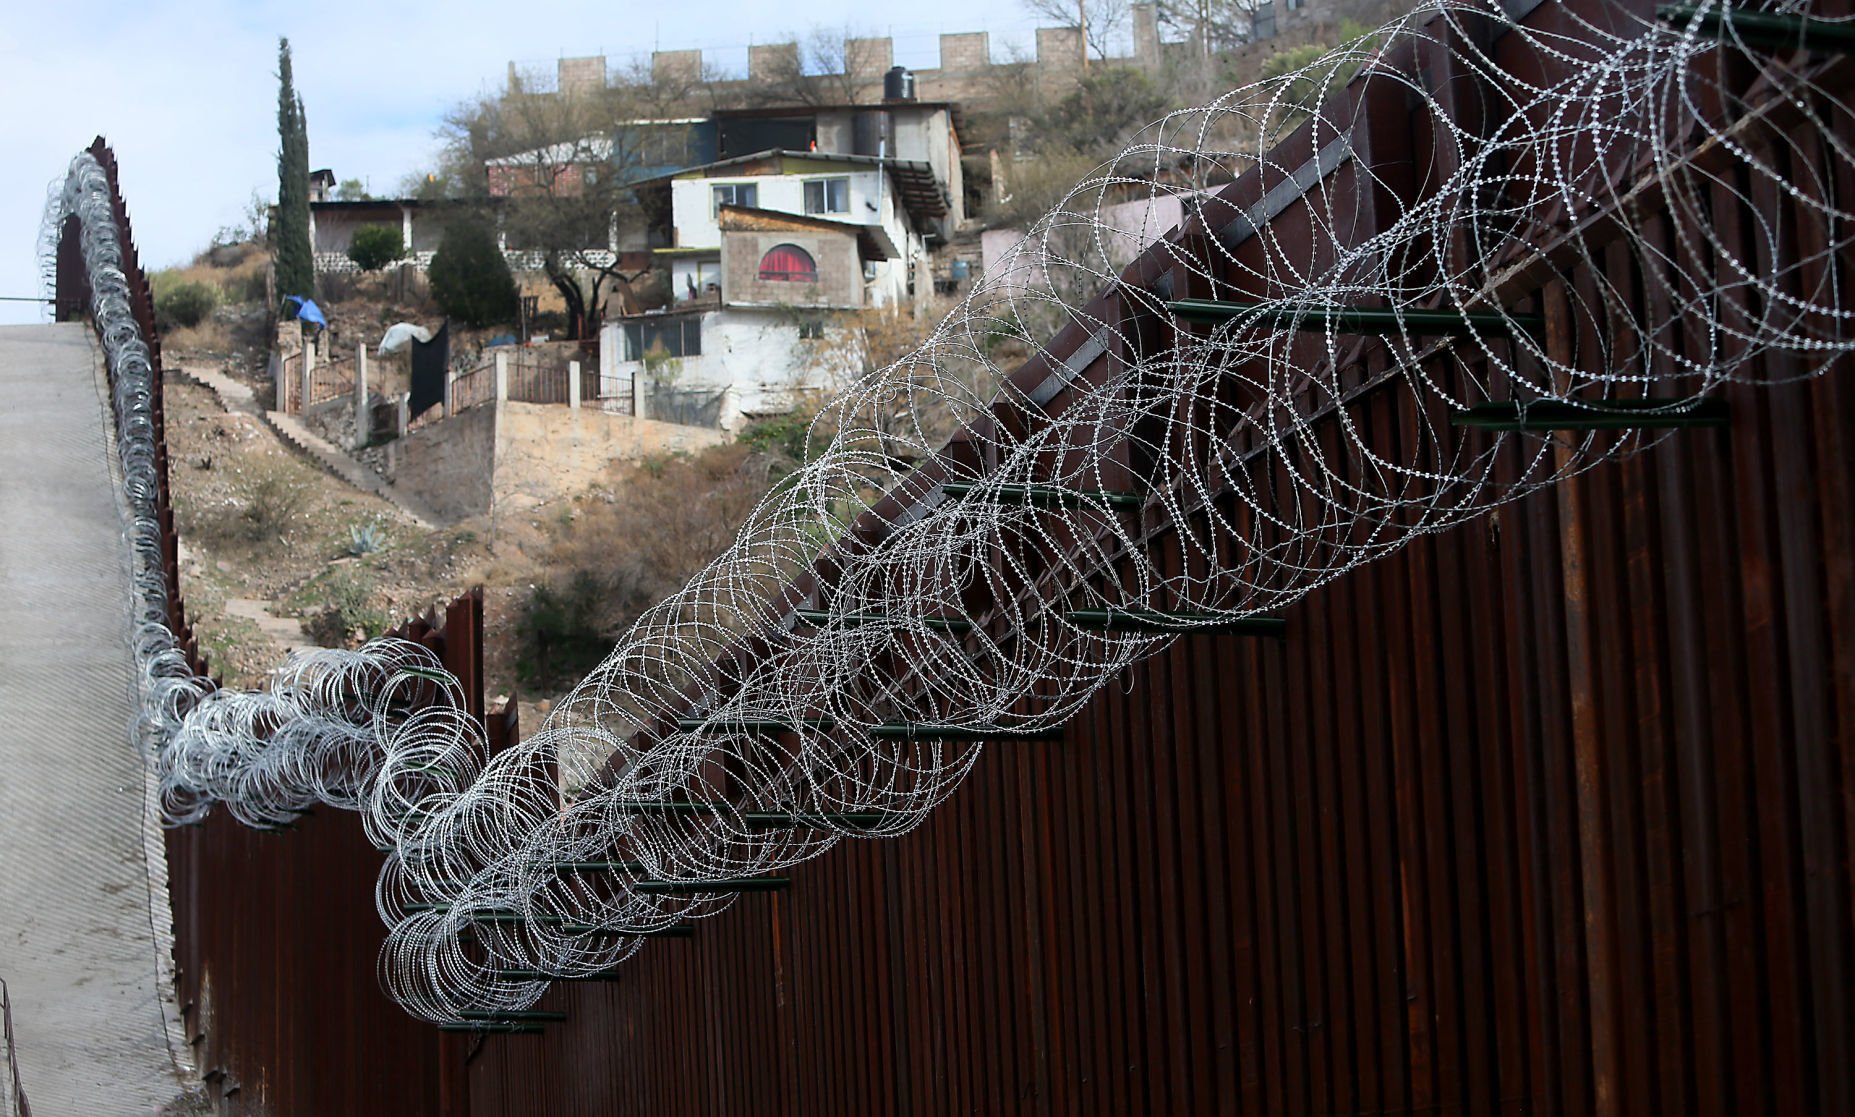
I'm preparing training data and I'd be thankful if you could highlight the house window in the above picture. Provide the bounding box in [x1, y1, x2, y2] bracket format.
[798, 319, 825, 340]
[804, 178, 850, 215]
[622, 316, 702, 361]
[758, 244, 817, 283]
[712, 182, 758, 216]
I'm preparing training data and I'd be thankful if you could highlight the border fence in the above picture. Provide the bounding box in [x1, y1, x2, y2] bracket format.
[51, 0, 1855, 1111]
[55, 138, 504, 1115]
[1, 978, 29, 1117]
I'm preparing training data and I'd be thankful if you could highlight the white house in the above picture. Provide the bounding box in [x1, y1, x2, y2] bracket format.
[610, 134, 957, 431]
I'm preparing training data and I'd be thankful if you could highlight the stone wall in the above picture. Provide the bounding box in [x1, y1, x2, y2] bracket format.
[492, 402, 726, 513]
[378, 399, 728, 522]
[516, 1, 1407, 116]
[384, 402, 497, 522]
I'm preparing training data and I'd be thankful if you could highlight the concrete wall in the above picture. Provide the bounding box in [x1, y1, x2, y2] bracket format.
[381, 398, 728, 522]
[386, 400, 498, 522]
[514, 0, 1405, 112]
[491, 401, 726, 513]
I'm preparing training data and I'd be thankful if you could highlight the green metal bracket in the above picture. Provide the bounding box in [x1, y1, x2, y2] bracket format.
[1658, 6, 1855, 54]
[493, 968, 627, 982]
[633, 876, 791, 895]
[561, 923, 695, 938]
[1450, 397, 1728, 431]
[417, 906, 694, 937]
[629, 800, 726, 816]
[942, 482, 1145, 509]
[617, 800, 890, 828]
[1066, 609, 1288, 636]
[868, 722, 1064, 741]
[675, 716, 838, 733]
[1168, 299, 1544, 337]
[458, 1010, 567, 1023]
[743, 810, 890, 828]
[796, 608, 974, 634]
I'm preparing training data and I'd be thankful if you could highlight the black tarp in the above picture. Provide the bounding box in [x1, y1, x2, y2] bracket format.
[409, 321, 448, 419]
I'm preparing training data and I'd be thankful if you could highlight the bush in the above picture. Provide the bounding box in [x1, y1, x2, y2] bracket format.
[301, 568, 393, 647]
[155, 281, 220, 331]
[516, 572, 617, 689]
[196, 457, 311, 547]
[428, 218, 517, 328]
[346, 224, 405, 271]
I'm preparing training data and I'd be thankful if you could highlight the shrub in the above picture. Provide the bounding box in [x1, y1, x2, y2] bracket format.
[301, 568, 393, 647]
[428, 219, 517, 328]
[516, 572, 617, 690]
[346, 224, 405, 271]
[739, 408, 818, 463]
[347, 520, 388, 556]
[196, 457, 311, 547]
[155, 280, 220, 331]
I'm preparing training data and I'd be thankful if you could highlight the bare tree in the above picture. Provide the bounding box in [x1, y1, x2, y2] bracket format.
[748, 26, 887, 107]
[1020, 0, 1133, 62]
[438, 78, 656, 339]
[1156, 0, 1260, 58]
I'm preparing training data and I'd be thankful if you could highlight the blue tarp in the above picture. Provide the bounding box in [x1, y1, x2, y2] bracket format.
[283, 296, 328, 328]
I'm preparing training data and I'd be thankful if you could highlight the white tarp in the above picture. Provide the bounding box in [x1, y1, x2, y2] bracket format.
[376, 322, 434, 356]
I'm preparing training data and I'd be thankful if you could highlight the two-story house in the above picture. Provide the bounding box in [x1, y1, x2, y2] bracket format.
[606, 99, 962, 431]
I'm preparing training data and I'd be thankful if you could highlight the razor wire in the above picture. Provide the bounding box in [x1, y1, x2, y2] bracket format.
[47, 0, 1855, 1024]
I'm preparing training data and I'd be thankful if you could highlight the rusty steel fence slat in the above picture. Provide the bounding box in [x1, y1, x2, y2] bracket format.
[49, 1, 1855, 1113]
[1, 978, 30, 1117]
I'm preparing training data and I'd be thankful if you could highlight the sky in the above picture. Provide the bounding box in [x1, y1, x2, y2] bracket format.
[0, 0, 1060, 325]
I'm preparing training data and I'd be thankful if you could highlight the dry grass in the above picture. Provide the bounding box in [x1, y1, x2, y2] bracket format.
[513, 442, 780, 689]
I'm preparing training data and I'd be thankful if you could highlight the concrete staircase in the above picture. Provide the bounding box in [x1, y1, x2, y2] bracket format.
[171, 364, 441, 527]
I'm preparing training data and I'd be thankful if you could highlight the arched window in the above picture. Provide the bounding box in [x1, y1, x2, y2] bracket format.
[758, 244, 817, 282]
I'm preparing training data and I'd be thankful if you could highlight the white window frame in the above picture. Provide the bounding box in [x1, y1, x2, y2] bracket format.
[711, 181, 758, 217]
[804, 177, 851, 216]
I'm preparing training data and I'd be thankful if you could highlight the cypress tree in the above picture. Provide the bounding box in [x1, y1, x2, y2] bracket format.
[274, 37, 315, 301]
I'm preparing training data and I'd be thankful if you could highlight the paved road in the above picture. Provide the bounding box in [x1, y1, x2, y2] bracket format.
[0, 324, 189, 1113]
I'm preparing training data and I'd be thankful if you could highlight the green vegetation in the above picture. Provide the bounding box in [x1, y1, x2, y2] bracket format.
[739, 408, 818, 464]
[197, 457, 312, 547]
[295, 566, 394, 647]
[516, 572, 615, 689]
[274, 37, 315, 301]
[347, 520, 389, 556]
[428, 219, 517, 327]
[346, 224, 405, 272]
[153, 278, 220, 331]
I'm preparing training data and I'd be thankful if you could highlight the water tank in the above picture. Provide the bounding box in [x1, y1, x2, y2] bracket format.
[883, 66, 916, 103]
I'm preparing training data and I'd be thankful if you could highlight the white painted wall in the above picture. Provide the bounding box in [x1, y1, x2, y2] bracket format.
[605, 307, 856, 431]
[668, 167, 924, 308]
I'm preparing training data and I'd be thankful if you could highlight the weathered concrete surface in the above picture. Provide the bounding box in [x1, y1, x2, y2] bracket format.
[0, 324, 189, 1113]
[492, 400, 727, 513]
[384, 399, 728, 523]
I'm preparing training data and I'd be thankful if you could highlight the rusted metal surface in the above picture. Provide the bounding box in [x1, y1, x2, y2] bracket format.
[60, 4, 1855, 1110]
[1, 978, 30, 1117]
[454, 4, 1852, 1113]
[54, 147, 496, 1115]
[163, 591, 494, 1116]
